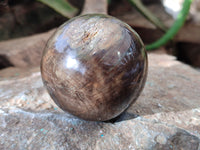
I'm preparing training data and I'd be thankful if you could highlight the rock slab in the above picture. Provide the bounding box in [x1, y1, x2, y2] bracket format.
[0, 53, 200, 149]
[0, 108, 199, 150]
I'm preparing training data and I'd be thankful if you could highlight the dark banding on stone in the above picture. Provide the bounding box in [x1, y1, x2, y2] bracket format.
[40, 14, 148, 121]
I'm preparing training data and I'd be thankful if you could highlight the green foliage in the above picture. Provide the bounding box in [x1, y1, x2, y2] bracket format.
[37, 0, 78, 18]
[37, 0, 193, 50]
[128, 0, 167, 32]
[145, 0, 193, 50]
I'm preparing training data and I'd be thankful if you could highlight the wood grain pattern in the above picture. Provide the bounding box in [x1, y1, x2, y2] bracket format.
[41, 14, 148, 121]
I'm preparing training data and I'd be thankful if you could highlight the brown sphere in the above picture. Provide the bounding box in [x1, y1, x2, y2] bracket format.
[41, 14, 148, 121]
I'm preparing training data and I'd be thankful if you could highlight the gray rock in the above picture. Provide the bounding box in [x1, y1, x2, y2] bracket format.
[0, 67, 57, 111]
[0, 53, 200, 149]
[0, 108, 199, 150]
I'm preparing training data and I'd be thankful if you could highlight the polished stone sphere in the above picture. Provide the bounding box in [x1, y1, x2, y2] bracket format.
[41, 14, 148, 121]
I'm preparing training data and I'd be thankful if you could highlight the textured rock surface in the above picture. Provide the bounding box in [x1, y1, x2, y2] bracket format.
[0, 108, 199, 150]
[0, 53, 200, 149]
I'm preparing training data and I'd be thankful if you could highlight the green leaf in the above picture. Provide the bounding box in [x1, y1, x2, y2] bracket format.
[145, 0, 193, 50]
[37, 0, 78, 18]
[128, 0, 167, 32]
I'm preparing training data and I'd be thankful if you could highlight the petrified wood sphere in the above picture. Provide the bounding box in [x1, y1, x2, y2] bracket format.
[41, 14, 148, 121]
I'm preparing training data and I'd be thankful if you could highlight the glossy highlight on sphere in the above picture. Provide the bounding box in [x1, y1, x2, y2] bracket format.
[41, 14, 148, 121]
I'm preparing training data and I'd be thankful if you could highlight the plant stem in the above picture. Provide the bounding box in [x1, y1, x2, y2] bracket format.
[146, 0, 193, 50]
[81, 0, 108, 15]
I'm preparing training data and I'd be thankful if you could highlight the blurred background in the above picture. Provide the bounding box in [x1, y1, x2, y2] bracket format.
[0, 0, 200, 68]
